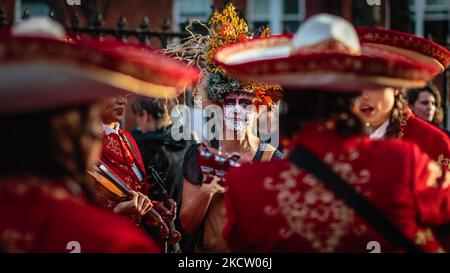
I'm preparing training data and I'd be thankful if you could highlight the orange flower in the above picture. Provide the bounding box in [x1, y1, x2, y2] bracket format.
[254, 88, 265, 97]
[239, 34, 249, 42]
[261, 96, 272, 106]
[220, 23, 235, 38]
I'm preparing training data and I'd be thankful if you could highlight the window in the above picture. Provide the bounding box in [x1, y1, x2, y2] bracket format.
[409, 0, 449, 40]
[15, 0, 51, 21]
[249, 0, 271, 30]
[173, 0, 212, 32]
[424, 0, 449, 20]
[282, 0, 302, 33]
[247, 0, 305, 34]
[410, 0, 449, 20]
[22, 0, 51, 17]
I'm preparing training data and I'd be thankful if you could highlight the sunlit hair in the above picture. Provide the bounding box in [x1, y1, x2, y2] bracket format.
[131, 97, 174, 121]
[407, 83, 444, 126]
[382, 90, 407, 138]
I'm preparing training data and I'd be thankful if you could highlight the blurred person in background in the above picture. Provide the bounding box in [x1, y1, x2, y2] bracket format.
[131, 97, 195, 252]
[407, 83, 450, 137]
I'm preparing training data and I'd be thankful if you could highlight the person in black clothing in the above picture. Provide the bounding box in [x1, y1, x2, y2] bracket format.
[131, 97, 196, 252]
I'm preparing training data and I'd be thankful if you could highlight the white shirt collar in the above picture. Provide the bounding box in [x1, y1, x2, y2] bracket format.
[369, 120, 390, 139]
[102, 123, 120, 135]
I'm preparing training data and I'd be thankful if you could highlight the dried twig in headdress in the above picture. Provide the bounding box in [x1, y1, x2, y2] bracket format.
[160, 20, 212, 99]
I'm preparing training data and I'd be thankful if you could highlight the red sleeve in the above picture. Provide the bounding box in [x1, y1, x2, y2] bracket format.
[407, 115, 450, 172]
[432, 133, 450, 172]
[44, 200, 161, 253]
[223, 166, 250, 252]
[412, 143, 450, 226]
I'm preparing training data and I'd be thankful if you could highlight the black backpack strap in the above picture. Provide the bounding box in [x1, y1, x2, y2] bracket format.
[288, 145, 422, 253]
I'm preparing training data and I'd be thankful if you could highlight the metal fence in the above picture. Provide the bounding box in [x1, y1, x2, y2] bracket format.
[1, 4, 449, 128]
[0, 5, 190, 48]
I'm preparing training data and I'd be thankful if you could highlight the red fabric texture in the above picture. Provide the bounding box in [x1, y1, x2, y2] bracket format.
[213, 35, 439, 83]
[100, 129, 146, 188]
[402, 110, 450, 172]
[357, 27, 450, 69]
[0, 177, 159, 253]
[0, 36, 200, 90]
[223, 122, 450, 252]
[97, 128, 149, 224]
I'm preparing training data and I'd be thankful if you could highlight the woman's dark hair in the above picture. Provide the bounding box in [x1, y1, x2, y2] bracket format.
[131, 97, 174, 121]
[407, 83, 444, 126]
[281, 90, 365, 138]
[0, 105, 99, 203]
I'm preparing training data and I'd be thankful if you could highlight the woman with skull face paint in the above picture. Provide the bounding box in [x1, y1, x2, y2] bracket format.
[180, 88, 281, 253]
[351, 28, 450, 173]
[165, 4, 283, 252]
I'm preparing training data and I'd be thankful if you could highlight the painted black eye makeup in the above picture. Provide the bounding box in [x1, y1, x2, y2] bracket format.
[225, 98, 236, 105]
[239, 99, 252, 107]
[224, 98, 253, 106]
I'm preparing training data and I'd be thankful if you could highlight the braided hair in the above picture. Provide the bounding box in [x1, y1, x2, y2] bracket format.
[385, 90, 407, 138]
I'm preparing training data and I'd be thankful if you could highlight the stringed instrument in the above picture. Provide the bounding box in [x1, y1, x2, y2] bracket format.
[196, 142, 242, 186]
[148, 166, 181, 251]
[87, 161, 178, 244]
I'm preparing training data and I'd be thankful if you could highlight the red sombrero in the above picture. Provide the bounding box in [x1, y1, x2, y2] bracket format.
[357, 27, 450, 74]
[213, 14, 442, 92]
[0, 18, 200, 114]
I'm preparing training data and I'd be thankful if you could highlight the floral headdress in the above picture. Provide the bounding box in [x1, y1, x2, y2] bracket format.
[164, 3, 282, 107]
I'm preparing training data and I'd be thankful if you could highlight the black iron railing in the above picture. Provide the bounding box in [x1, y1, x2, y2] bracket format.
[0, 6, 190, 48]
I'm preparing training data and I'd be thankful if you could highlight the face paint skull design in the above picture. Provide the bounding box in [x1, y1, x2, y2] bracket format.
[223, 93, 255, 132]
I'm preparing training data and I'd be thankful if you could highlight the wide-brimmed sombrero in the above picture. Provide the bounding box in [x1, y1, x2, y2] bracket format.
[213, 14, 446, 92]
[0, 17, 200, 114]
[357, 27, 450, 74]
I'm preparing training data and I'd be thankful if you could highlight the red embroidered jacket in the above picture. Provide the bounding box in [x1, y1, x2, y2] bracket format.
[223, 122, 450, 253]
[100, 127, 147, 194]
[402, 109, 450, 172]
[0, 177, 159, 253]
[97, 126, 150, 224]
